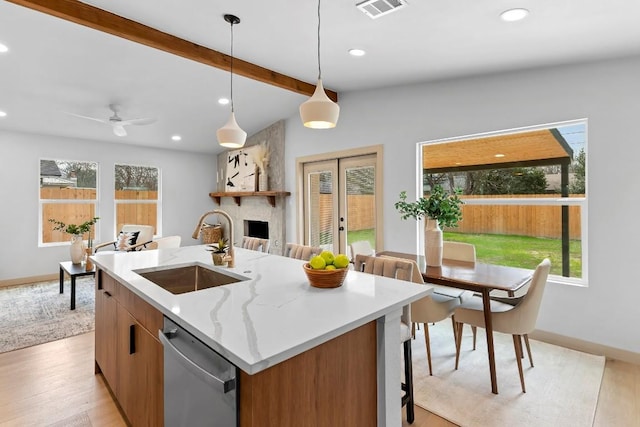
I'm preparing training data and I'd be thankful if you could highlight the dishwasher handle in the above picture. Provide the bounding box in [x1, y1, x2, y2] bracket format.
[158, 329, 236, 394]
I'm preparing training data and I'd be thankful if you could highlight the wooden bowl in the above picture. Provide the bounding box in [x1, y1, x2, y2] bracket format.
[303, 263, 349, 289]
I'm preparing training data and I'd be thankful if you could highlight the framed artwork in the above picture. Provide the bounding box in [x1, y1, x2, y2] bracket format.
[225, 146, 258, 192]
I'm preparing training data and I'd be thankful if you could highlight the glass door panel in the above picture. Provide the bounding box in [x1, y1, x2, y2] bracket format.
[340, 155, 377, 258]
[303, 160, 338, 253]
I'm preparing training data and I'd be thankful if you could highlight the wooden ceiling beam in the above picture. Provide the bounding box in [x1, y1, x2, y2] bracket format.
[7, 0, 338, 102]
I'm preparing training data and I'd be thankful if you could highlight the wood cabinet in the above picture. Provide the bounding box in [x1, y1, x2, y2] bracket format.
[95, 269, 164, 427]
[239, 320, 377, 427]
[96, 269, 378, 426]
[94, 270, 118, 389]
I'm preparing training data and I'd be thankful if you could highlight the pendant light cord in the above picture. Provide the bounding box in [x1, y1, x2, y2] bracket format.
[317, 0, 322, 80]
[230, 20, 235, 113]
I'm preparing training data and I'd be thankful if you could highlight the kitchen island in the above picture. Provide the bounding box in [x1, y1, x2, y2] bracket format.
[91, 245, 432, 426]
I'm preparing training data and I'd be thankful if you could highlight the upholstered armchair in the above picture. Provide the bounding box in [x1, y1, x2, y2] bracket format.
[93, 224, 155, 253]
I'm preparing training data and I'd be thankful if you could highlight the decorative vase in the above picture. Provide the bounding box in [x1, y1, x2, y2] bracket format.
[70, 234, 85, 265]
[85, 248, 94, 271]
[257, 168, 268, 192]
[212, 252, 227, 267]
[424, 218, 443, 267]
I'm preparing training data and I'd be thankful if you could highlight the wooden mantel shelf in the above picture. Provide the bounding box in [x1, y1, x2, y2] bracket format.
[209, 191, 291, 208]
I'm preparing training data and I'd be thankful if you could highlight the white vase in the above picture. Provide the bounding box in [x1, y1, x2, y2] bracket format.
[424, 218, 443, 267]
[258, 169, 268, 192]
[70, 234, 85, 265]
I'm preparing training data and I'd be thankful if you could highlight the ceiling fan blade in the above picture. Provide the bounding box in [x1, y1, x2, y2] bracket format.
[112, 125, 127, 137]
[67, 112, 109, 124]
[119, 117, 156, 126]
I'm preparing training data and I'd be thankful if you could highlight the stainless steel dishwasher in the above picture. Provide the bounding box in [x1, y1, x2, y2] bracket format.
[159, 317, 239, 426]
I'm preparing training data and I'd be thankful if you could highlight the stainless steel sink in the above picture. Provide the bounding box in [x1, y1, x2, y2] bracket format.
[135, 263, 246, 294]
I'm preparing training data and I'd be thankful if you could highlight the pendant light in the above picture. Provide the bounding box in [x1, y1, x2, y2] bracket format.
[299, 0, 340, 129]
[217, 14, 247, 148]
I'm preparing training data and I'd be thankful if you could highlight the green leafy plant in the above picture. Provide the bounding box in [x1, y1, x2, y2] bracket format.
[212, 237, 229, 254]
[395, 185, 463, 228]
[49, 217, 100, 247]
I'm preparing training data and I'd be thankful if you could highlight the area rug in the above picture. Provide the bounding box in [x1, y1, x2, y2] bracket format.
[0, 277, 95, 353]
[411, 321, 605, 427]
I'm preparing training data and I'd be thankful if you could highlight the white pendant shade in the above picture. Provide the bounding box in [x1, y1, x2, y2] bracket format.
[217, 111, 247, 148]
[299, 79, 340, 129]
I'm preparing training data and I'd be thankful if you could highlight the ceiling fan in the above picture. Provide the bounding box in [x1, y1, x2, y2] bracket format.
[69, 104, 156, 137]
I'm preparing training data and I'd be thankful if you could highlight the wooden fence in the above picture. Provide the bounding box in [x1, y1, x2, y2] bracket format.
[41, 188, 157, 243]
[319, 194, 582, 240]
[455, 195, 582, 240]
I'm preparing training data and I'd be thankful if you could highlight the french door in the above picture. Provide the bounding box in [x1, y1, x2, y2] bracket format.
[301, 153, 380, 257]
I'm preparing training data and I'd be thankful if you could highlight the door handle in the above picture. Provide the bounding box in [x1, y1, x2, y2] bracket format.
[158, 330, 236, 393]
[129, 324, 136, 354]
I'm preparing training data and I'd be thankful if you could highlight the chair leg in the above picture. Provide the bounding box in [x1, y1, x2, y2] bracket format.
[450, 316, 457, 346]
[454, 322, 463, 370]
[424, 323, 433, 376]
[411, 322, 416, 340]
[472, 326, 477, 350]
[524, 334, 534, 367]
[401, 340, 415, 423]
[512, 334, 526, 393]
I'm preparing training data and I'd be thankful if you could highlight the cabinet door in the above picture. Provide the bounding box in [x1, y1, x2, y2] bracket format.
[117, 304, 164, 427]
[95, 270, 118, 391]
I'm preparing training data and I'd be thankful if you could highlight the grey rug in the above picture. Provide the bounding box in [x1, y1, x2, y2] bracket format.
[0, 277, 95, 353]
[412, 321, 605, 426]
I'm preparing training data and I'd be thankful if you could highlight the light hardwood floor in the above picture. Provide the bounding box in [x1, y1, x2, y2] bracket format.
[1, 332, 638, 426]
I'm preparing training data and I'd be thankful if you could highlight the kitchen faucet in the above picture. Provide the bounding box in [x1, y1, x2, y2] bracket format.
[192, 210, 235, 268]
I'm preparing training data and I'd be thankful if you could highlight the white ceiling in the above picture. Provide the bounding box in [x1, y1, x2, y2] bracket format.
[1, 0, 640, 154]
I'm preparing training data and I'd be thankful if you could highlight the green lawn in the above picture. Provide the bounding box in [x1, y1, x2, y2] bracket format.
[347, 229, 376, 248]
[346, 228, 581, 277]
[444, 231, 582, 277]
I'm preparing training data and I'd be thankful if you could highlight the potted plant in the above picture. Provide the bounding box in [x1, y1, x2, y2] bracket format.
[49, 217, 100, 265]
[211, 237, 230, 266]
[395, 185, 463, 266]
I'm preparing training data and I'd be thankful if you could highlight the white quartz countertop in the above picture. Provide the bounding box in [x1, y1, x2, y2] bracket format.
[91, 245, 432, 374]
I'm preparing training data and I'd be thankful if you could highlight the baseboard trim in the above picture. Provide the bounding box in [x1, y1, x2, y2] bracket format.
[0, 274, 58, 289]
[531, 329, 640, 365]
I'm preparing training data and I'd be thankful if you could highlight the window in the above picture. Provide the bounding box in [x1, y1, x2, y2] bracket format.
[40, 159, 98, 245]
[114, 164, 160, 235]
[419, 119, 587, 283]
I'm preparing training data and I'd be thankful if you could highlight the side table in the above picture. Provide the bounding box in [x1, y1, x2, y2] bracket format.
[59, 261, 96, 310]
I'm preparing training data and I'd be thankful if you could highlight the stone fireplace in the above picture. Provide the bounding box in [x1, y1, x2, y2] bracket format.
[244, 220, 269, 239]
[214, 120, 287, 255]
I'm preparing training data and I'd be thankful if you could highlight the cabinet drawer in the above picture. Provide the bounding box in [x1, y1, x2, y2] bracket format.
[97, 269, 119, 296]
[118, 283, 163, 337]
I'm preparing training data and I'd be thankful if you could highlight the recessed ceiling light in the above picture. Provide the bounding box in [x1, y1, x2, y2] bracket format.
[0, 43, 8, 53]
[495, 153, 505, 158]
[500, 8, 529, 22]
[348, 48, 366, 57]
[218, 97, 230, 105]
[171, 135, 182, 141]
[0, 111, 7, 117]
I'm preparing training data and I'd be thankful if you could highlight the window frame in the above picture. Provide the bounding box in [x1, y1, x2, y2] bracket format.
[417, 119, 588, 285]
[39, 158, 99, 247]
[113, 162, 162, 238]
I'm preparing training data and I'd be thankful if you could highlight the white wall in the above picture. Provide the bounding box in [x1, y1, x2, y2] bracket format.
[284, 55, 640, 354]
[0, 131, 217, 281]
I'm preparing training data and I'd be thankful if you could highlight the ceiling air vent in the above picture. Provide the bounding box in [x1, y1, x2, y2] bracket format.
[356, 0, 407, 19]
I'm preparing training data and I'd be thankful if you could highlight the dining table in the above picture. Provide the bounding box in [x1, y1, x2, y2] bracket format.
[377, 250, 533, 394]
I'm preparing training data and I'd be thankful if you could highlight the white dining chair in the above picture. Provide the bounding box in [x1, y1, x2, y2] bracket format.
[378, 254, 460, 376]
[453, 258, 551, 393]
